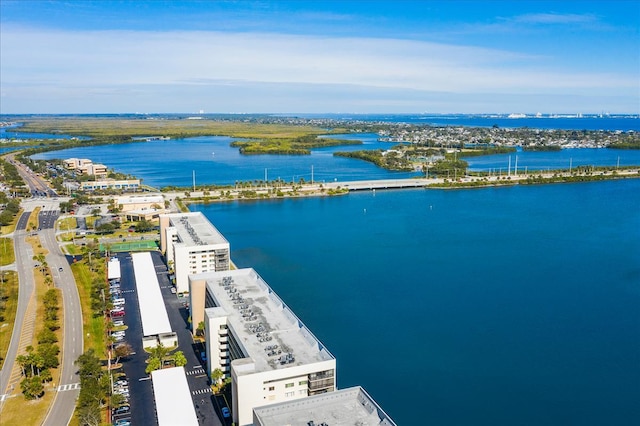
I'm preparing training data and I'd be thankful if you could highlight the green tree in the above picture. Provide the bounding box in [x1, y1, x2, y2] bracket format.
[20, 375, 44, 400]
[148, 342, 170, 366]
[37, 343, 60, 369]
[37, 327, 58, 344]
[145, 356, 161, 374]
[110, 392, 126, 408]
[211, 368, 224, 384]
[135, 219, 154, 233]
[173, 351, 187, 367]
[196, 321, 205, 337]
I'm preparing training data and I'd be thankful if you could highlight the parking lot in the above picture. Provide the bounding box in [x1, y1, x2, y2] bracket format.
[107, 251, 224, 426]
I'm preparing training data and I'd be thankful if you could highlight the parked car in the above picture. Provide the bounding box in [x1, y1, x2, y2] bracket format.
[113, 406, 130, 415]
[112, 320, 124, 327]
[221, 407, 230, 418]
[170, 287, 177, 294]
[111, 310, 125, 318]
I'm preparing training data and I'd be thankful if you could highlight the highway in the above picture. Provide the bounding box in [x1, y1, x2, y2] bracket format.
[40, 207, 83, 426]
[0, 212, 34, 405]
[0, 191, 82, 424]
[4, 153, 57, 197]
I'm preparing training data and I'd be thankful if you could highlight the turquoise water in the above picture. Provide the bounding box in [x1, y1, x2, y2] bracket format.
[191, 180, 640, 425]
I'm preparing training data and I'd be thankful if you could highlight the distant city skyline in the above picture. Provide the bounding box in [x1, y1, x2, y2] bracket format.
[1, 0, 638, 114]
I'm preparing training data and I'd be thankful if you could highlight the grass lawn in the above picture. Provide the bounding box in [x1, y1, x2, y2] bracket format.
[71, 261, 105, 356]
[0, 271, 18, 369]
[0, 237, 15, 266]
[0, 208, 21, 236]
[27, 207, 41, 232]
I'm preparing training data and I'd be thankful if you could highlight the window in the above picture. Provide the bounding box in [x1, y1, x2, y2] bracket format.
[298, 390, 307, 396]
[285, 383, 294, 388]
[285, 391, 295, 397]
[268, 386, 275, 391]
[299, 380, 307, 386]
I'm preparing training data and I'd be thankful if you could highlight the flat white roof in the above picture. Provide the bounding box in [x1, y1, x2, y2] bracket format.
[151, 367, 198, 426]
[107, 258, 121, 280]
[117, 194, 164, 204]
[199, 268, 334, 373]
[253, 386, 397, 426]
[132, 252, 172, 336]
[163, 212, 229, 247]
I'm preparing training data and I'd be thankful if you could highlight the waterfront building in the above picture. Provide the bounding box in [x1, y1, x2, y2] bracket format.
[253, 386, 397, 426]
[117, 194, 167, 221]
[159, 212, 230, 293]
[115, 194, 164, 212]
[63, 157, 108, 177]
[63, 157, 92, 169]
[79, 178, 140, 191]
[76, 162, 108, 177]
[189, 268, 336, 426]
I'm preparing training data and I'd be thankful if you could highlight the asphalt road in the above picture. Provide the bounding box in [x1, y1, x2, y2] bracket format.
[41, 207, 84, 426]
[0, 212, 34, 404]
[4, 153, 57, 197]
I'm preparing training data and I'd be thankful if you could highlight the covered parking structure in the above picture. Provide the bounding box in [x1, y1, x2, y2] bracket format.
[132, 252, 173, 346]
[151, 367, 199, 426]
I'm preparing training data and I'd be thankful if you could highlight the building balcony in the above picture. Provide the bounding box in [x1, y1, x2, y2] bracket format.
[308, 378, 334, 391]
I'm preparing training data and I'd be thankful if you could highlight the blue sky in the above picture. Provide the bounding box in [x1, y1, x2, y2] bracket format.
[1, 0, 638, 114]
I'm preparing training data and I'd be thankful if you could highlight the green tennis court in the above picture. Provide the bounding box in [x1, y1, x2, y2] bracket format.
[100, 240, 158, 252]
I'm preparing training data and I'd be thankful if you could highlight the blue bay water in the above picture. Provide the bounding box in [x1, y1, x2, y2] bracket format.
[295, 113, 640, 131]
[33, 134, 420, 187]
[0, 146, 33, 154]
[32, 133, 640, 187]
[465, 148, 640, 172]
[191, 180, 640, 425]
[25, 117, 640, 424]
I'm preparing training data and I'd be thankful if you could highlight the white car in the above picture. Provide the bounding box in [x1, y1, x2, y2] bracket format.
[170, 287, 177, 294]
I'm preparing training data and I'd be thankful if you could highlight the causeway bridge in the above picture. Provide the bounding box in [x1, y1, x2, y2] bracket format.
[324, 178, 435, 191]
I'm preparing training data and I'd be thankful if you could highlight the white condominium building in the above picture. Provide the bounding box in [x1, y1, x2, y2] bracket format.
[189, 268, 336, 426]
[159, 212, 230, 293]
[253, 386, 397, 426]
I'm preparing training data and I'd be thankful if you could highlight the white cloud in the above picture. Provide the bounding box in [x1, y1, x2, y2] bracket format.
[0, 24, 637, 113]
[512, 13, 597, 25]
